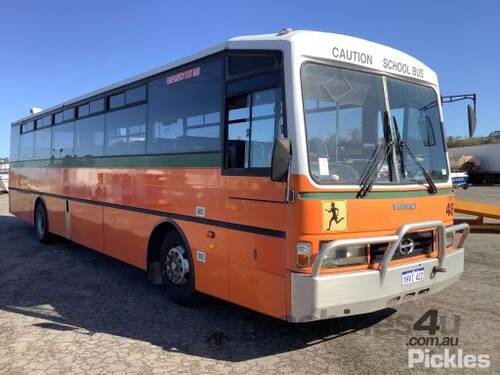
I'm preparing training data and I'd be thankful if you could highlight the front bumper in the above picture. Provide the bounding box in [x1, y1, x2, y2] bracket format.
[289, 221, 469, 322]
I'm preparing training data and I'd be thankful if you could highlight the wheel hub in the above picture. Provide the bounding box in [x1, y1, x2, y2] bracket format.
[164, 245, 190, 286]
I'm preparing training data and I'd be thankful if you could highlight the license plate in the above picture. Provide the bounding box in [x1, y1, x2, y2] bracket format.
[401, 267, 425, 286]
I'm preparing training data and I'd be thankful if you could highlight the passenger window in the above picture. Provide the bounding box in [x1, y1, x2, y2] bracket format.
[10, 126, 21, 161]
[34, 127, 52, 159]
[126, 85, 146, 104]
[147, 58, 223, 154]
[74, 115, 104, 157]
[63, 108, 75, 121]
[109, 93, 125, 109]
[52, 122, 74, 158]
[78, 104, 90, 117]
[20, 132, 34, 160]
[226, 87, 282, 170]
[42, 115, 52, 127]
[54, 112, 63, 124]
[105, 104, 147, 155]
[89, 98, 105, 114]
[22, 121, 34, 133]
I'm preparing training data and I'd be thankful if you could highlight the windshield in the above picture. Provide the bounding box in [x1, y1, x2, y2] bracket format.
[301, 63, 448, 185]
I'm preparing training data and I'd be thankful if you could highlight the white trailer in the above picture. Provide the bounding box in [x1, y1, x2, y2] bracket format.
[448, 143, 500, 183]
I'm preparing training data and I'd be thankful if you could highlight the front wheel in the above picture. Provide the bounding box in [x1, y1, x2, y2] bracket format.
[160, 231, 198, 306]
[35, 202, 52, 244]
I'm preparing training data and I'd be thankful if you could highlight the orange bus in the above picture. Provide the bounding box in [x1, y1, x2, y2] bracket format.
[9, 30, 469, 321]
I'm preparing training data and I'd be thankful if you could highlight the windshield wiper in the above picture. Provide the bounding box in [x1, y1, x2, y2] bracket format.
[357, 111, 394, 198]
[392, 116, 438, 194]
[356, 141, 393, 198]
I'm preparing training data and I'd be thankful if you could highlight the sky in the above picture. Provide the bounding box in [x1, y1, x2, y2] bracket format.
[0, 0, 499, 159]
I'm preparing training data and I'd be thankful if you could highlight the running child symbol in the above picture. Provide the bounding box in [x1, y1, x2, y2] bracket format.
[325, 202, 345, 231]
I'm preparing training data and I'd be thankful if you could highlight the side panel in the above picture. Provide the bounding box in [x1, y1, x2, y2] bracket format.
[179, 221, 230, 300]
[103, 207, 158, 270]
[229, 262, 286, 319]
[70, 201, 104, 252]
[44, 196, 66, 237]
[9, 189, 34, 224]
[228, 231, 286, 276]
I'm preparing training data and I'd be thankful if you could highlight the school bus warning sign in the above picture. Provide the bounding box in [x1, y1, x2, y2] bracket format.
[321, 200, 347, 232]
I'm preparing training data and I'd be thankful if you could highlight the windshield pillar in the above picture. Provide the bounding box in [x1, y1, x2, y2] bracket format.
[382, 76, 400, 183]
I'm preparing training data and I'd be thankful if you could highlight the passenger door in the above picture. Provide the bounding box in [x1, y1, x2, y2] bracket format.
[224, 80, 286, 205]
[223, 63, 289, 318]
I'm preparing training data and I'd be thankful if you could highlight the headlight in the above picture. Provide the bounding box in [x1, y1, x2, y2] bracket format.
[321, 245, 368, 269]
[296, 242, 312, 267]
[445, 231, 454, 248]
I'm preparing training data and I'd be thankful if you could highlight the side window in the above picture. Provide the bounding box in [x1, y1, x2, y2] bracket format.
[34, 127, 52, 159]
[10, 126, 20, 161]
[147, 58, 223, 154]
[20, 131, 34, 160]
[52, 122, 74, 158]
[226, 87, 283, 170]
[74, 115, 104, 157]
[105, 104, 147, 155]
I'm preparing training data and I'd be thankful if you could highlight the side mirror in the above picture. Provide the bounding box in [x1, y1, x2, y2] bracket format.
[271, 138, 292, 182]
[417, 116, 436, 147]
[467, 104, 477, 138]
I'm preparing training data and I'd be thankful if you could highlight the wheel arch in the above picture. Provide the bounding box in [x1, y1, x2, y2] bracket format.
[34, 195, 48, 226]
[147, 218, 192, 272]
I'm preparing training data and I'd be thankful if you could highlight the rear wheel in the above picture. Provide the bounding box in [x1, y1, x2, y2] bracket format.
[160, 231, 198, 306]
[35, 202, 52, 244]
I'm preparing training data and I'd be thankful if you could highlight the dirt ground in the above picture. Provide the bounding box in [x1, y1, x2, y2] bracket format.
[0, 189, 498, 374]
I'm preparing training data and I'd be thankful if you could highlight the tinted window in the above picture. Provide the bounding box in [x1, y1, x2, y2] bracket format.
[147, 58, 223, 154]
[226, 88, 283, 169]
[35, 118, 44, 129]
[52, 122, 74, 158]
[20, 132, 34, 160]
[228, 54, 281, 77]
[89, 98, 105, 114]
[78, 104, 90, 117]
[109, 93, 125, 109]
[54, 112, 63, 124]
[34, 127, 52, 159]
[23, 121, 34, 133]
[63, 108, 75, 121]
[42, 115, 52, 127]
[105, 104, 147, 155]
[126, 85, 146, 104]
[74, 115, 104, 157]
[10, 126, 20, 161]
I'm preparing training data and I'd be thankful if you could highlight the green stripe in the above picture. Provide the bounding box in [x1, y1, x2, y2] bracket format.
[10, 152, 222, 169]
[299, 188, 453, 200]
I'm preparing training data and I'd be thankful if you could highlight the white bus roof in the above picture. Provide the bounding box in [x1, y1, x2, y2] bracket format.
[13, 30, 438, 125]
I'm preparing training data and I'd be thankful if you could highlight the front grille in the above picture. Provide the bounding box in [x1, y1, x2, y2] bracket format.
[371, 230, 433, 262]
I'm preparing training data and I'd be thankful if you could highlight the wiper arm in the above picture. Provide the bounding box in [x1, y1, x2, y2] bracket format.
[400, 141, 438, 194]
[357, 141, 393, 198]
[391, 115, 437, 194]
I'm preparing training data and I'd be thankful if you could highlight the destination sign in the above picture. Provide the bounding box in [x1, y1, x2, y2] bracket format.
[331, 46, 425, 80]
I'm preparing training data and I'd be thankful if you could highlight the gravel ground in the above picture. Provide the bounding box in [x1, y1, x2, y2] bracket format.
[0, 190, 499, 374]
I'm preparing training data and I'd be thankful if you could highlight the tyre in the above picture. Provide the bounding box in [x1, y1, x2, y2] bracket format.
[159, 230, 198, 306]
[35, 201, 52, 244]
